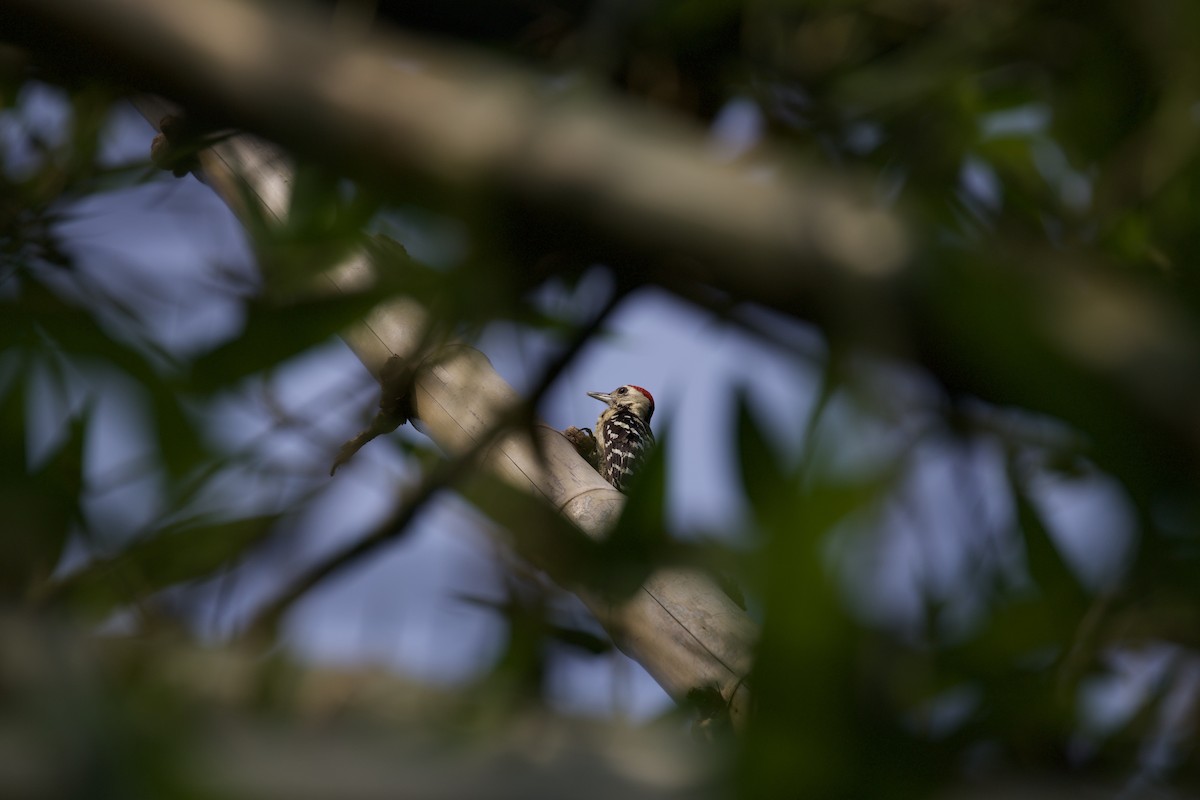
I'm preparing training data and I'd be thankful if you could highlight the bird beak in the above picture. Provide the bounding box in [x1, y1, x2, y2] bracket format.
[587, 391, 613, 405]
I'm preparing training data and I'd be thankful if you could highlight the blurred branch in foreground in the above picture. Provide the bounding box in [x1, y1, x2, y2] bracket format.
[0, 613, 719, 799]
[2, 0, 908, 285]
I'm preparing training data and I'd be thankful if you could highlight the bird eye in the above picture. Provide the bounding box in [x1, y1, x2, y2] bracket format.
[617, 387, 628, 394]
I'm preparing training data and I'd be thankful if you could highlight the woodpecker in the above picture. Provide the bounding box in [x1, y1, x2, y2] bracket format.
[587, 384, 655, 492]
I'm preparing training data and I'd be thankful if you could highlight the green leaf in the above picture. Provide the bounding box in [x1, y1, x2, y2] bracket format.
[147, 386, 207, 478]
[250, 165, 382, 292]
[28, 399, 90, 554]
[455, 593, 613, 656]
[546, 624, 613, 656]
[460, 471, 616, 591]
[286, 164, 378, 237]
[51, 514, 280, 616]
[1004, 457, 1090, 640]
[734, 387, 791, 520]
[188, 290, 386, 392]
[0, 370, 88, 596]
[22, 293, 206, 472]
[0, 360, 30, 476]
[12, 282, 209, 478]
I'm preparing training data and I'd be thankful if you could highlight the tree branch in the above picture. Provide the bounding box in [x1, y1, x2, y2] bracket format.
[126, 98, 756, 729]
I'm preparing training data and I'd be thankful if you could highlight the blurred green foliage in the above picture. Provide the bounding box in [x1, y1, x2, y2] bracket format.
[3, 0, 1200, 797]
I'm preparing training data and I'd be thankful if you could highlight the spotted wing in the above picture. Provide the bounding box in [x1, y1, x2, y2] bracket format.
[600, 410, 654, 492]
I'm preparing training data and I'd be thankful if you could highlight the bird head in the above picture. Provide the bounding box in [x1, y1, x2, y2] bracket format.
[587, 384, 655, 422]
